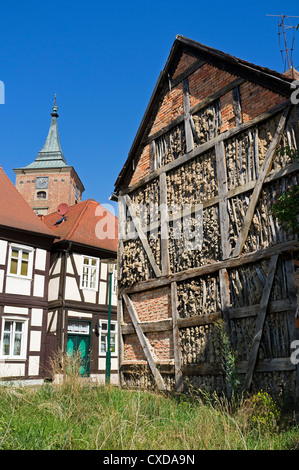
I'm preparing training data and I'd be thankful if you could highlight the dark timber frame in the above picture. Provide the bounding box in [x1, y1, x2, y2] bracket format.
[114, 36, 299, 398]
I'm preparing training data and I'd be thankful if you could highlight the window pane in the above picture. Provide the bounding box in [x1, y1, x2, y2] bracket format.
[100, 334, 107, 352]
[11, 249, 19, 258]
[110, 335, 116, 352]
[102, 323, 107, 331]
[90, 268, 97, 288]
[83, 258, 90, 265]
[91, 259, 97, 266]
[21, 260, 28, 276]
[2, 333, 10, 355]
[15, 322, 23, 332]
[110, 324, 116, 331]
[10, 258, 18, 274]
[22, 251, 29, 260]
[13, 334, 22, 356]
[4, 321, 12, 332]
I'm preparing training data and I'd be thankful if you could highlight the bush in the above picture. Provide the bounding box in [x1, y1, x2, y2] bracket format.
[248, 390, 281, 431]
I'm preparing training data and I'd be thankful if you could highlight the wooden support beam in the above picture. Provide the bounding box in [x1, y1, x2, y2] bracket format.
[159, 172, 170, 276]
[233, 107, 291, 257]
[243, 254, 279, 391]
[215, 140, 231, 259]
[123, 161, 299, 242]
[171, 282, 183, 392]
[232, 86, 242, 126]
[123, 99, 291, 196]
[123, 239, 299, 295]
[125, 194, 162, 278]
[123, 293, 166, 391]
[182, 78, 194, 153]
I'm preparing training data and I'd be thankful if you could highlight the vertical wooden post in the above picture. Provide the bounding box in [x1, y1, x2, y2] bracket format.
[232, 86, 242, 126]
[215, 140, 231, 260]
[159, 172, 170, 276]
[171, 281, 184, 392]
[182, 78, 194, 153]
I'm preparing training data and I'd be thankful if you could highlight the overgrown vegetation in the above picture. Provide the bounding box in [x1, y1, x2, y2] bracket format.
[270, 147, 299, 235]
[1, 348, 299, 452]
[0, 382, 298, 450]
[0, 334, 298, 451]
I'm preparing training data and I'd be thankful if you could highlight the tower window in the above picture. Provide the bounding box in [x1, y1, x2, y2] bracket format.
[36, 191, 47, 199]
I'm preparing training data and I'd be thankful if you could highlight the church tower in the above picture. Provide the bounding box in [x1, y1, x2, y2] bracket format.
[14, 97, 85, 215]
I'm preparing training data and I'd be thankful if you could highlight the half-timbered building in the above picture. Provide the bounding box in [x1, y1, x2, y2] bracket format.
[43, 199, 118, 383]
[113, 36, 299, 400]
[0, 166, 56, 384]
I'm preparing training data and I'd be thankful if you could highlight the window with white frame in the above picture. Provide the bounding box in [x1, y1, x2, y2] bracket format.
[99, 320, 117, 355]
[9, 244, 33, 278]
[80, 256, 99, 290]
[0, 318, 28, 359]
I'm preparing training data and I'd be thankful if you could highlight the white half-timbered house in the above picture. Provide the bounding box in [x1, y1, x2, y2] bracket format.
[0, 166, 56, 384]
[43, 199, 118, 384]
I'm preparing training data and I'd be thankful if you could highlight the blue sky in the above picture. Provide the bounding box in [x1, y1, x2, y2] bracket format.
[0, 0, 298, 213]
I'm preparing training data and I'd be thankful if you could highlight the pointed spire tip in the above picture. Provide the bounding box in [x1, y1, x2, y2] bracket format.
[51, 93, 59, 117]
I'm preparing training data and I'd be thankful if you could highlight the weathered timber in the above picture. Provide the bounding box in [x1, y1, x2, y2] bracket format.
[182, 77, 194, 153]
[159, 172, 170, 275]
[123, 240, 299, 295]
[170, 59, 206, 89]
[232, 86, 242, 126]
[243, 254, 279, 391]
[122, 99, 291, 196]
[122, 318, 172, 335]
[233, 107, 291, 257]
[123, 293, 166, 391]
[123, 161, 299, 243]
[238, 358, 296, 373]
[144, 77, 246, 146]
[228, 299, 291, 319]
[215, 140, 231, 259]
[125, 194, 161, 277]
[171, 282, 184, 392]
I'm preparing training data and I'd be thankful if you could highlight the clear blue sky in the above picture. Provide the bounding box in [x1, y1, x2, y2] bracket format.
[0, 0, 298, 213]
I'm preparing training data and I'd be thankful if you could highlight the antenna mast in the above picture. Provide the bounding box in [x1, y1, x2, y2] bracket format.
[267, 14, 299, 72]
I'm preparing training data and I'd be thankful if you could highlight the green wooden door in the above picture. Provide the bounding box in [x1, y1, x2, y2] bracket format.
[67, 324, 91, 377]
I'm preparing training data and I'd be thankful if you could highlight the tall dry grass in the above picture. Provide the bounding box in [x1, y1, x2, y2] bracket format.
[0, 350, 298, 450]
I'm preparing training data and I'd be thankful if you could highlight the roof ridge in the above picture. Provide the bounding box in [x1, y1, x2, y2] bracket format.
[66, 199, 94, 240]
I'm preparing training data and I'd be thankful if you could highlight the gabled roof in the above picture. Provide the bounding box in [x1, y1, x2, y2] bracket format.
[43, 199, 118, 253]
[114, 35, 295, 192]
[0, 166, 56, 238]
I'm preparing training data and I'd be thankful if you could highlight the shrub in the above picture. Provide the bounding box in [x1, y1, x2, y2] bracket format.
[249, 390, 281, 430]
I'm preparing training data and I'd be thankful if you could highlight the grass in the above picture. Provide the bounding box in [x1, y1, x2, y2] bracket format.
[0, 350, 298, 450]
[0, 382, 299, 450]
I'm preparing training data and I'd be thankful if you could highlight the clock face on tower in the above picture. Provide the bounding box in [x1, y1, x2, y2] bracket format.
[35, 177, 49, 189]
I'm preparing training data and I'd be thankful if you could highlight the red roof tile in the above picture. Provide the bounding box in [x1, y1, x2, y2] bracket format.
[0, 166, 56, 238]
[43, 199, 118, 253]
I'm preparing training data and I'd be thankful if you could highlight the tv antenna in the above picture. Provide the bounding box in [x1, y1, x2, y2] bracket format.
[267, 14, 299, 72]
